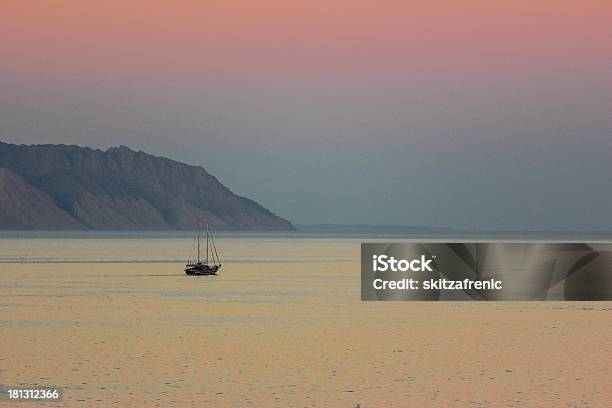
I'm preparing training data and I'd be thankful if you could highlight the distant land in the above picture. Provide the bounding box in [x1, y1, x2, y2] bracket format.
[0, 141, 294, 230]
[296, 224, 457, 234]
[296, 224, 612, 238]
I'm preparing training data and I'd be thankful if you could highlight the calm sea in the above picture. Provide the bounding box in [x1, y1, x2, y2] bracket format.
[1, 230, 612, 265]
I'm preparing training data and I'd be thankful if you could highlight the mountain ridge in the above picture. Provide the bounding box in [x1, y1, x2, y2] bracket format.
[0, 141, 294, 231]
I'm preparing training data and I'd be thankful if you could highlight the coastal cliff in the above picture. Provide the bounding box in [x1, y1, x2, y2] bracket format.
[0, 141, 294, 230]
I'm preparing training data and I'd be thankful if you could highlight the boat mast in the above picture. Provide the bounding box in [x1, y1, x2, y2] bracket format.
[210, 229, 221, 266]
[197, 223, 200, 263]
[206, 222, 209, 264]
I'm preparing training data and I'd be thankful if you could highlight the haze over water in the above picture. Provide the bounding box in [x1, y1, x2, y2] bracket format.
[1, 232, 610, 406]
[3, 1, 611, 230]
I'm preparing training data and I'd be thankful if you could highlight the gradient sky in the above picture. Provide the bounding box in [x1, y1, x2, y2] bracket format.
[1, 1, 611, 229]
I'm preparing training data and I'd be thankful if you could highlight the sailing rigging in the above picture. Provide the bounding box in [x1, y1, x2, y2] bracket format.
[185, 223, 222, 276]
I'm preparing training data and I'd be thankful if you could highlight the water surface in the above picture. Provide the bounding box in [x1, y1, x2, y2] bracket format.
[1, 232, 610, 407]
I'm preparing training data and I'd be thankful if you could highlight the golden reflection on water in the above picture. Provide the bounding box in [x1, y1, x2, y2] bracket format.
[1, 235, 610, 407]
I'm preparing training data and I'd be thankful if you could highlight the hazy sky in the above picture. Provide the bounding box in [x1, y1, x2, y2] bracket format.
[1, 1, 611, 229]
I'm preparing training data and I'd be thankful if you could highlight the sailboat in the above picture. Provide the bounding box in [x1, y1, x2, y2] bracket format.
[185, 223, 222, 276]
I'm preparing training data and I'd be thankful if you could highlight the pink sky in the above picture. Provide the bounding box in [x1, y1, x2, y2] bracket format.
[1, 1, 611, 228]
[2, 1, 611, 82]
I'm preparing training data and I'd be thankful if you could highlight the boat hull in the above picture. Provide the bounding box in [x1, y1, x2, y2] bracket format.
[185, 263, 220, 276]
